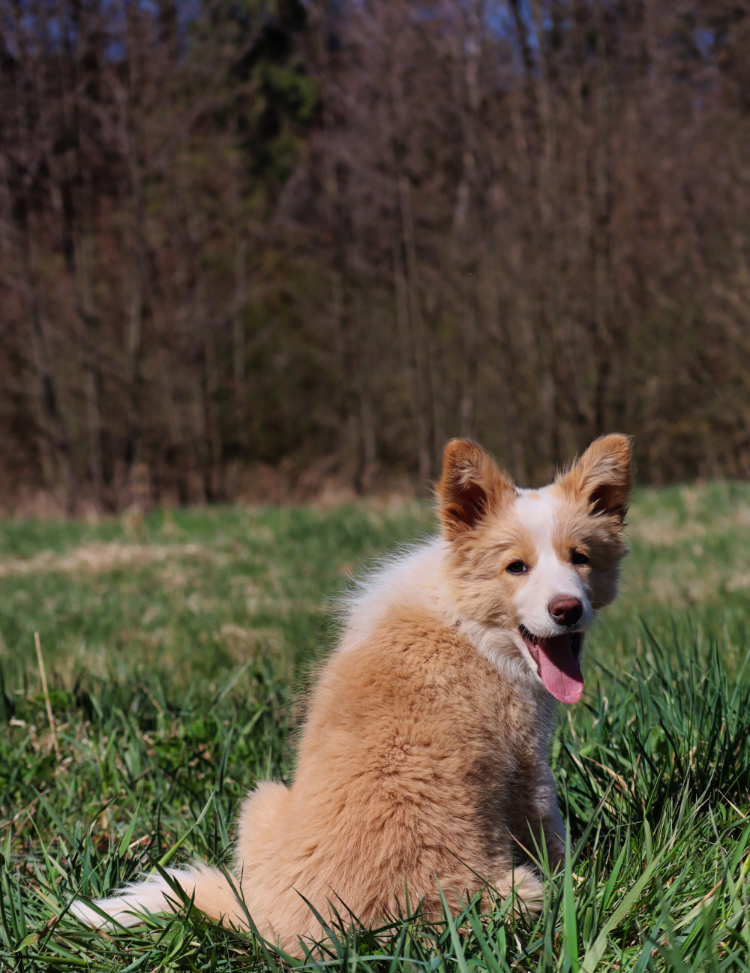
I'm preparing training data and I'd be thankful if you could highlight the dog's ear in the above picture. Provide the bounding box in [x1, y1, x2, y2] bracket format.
[436, 440, 514, 539]
[557, 434, 632, 522]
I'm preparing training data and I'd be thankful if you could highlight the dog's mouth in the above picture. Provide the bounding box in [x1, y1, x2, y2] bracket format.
[519, 625, 584, 705]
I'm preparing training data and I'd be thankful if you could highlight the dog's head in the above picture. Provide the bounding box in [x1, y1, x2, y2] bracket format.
[436, 435, 632, 704]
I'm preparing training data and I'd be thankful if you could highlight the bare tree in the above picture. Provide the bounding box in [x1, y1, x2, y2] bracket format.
[1, 0, 749, 506]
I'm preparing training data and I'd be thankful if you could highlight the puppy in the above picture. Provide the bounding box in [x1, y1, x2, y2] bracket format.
[72, 435, 631, 952]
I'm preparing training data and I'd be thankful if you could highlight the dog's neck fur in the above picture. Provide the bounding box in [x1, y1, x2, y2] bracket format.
[340, 539, 448, 647]
[340, 538, 550, 705]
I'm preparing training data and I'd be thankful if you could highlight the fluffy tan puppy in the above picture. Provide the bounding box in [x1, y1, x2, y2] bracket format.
[72, 434, 631, 953]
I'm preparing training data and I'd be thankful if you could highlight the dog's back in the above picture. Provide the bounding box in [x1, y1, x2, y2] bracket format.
[232, 607, 550, 945]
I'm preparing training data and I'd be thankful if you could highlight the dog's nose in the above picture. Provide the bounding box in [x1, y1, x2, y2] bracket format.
[548, 596, 582, 627]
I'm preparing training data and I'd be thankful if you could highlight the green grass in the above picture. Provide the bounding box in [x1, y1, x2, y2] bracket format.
[2, 484, 750, 971]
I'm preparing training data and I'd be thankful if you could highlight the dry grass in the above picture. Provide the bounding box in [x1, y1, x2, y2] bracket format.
[0, 541, 214, 579]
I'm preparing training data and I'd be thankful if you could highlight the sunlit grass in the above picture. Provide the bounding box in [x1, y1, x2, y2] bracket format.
[2, 484, 750, 970]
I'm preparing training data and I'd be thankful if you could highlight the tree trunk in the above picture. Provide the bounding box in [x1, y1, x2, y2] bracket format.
[124, 181, 145, 475]
[453, 0, 482, 443]
[231, 164, 249, 454]
[17, 202, 77, 510]
[397, 171, 434, 486]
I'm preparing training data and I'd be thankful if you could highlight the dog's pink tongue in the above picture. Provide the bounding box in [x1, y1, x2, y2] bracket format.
[538, 634, 584, 704]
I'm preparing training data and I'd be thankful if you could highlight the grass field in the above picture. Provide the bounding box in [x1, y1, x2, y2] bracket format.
[2, 482, 750, 971]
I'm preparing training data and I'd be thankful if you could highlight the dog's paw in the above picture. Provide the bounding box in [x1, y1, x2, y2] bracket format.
[493, 866, 544, 915]
[546, 837, 566, 870]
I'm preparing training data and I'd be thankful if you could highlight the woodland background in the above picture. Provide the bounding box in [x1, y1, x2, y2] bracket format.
[1, 0, 749, 513]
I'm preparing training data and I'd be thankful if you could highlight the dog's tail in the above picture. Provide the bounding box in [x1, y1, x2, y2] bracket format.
[69, 864, 249, 930]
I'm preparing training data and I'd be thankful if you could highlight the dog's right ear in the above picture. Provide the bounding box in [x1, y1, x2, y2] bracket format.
[436, 440, 514, 539]
[556, 434, 632, 524]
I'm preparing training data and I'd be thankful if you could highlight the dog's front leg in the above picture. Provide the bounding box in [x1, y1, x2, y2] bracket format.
[531, 770, 567, 868]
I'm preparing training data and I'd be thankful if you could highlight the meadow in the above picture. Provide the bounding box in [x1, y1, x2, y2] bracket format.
[2, 482, 750, 971]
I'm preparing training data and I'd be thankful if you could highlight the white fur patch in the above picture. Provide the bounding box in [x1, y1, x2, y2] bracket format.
[69, 868, 195, 929]
[512, 488, 593, 639]
[458, 615, 549, 701]
[338, 538, 450, 651]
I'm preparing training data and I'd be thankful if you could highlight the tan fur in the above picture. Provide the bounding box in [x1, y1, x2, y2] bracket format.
[551, 434, 632, 609]
[73, 435, 631, 955]
[221, 609, 550, 950]
[438, 439, 515, 538]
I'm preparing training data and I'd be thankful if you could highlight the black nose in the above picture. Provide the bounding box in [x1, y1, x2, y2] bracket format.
[548, 596, 582, 627]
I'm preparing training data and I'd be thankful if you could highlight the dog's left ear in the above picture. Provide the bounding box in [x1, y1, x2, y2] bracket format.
[436, 440, 515, 539]
[557, 434, 632, 522]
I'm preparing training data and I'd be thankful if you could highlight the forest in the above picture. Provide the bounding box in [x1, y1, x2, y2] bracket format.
[1, 0, 749, 511]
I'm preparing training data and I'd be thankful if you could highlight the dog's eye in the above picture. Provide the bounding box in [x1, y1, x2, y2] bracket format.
[506, 561, 528, 575]
[572, 551, 589, 566]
